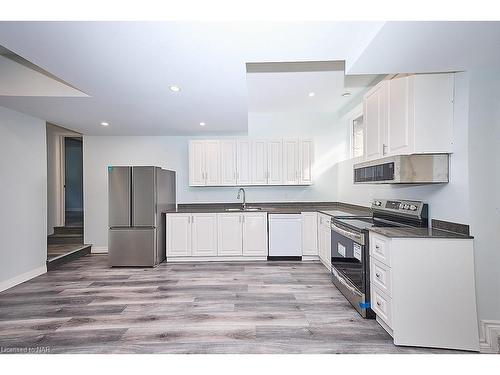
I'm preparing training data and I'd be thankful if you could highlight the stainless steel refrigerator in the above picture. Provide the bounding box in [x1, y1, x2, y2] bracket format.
[108, 166, 176, 267]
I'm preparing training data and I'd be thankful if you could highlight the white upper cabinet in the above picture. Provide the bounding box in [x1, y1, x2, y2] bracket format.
[299, 139, 314, 185]
[188, 140, 221, 186]
[189, 138, 313, 186]
[204, 140, 221, 185]
[267, 139, 283, 185]
[363, 73, 454, 161]
[387, 75, 411, 155]
[188, 140, 206, 186]
[364, 81, 387, 160]
[251, 139, 268, 185]
[220, 139, 237, 186]
[283, 139, 299, 185]
[236, 139, 252, 185]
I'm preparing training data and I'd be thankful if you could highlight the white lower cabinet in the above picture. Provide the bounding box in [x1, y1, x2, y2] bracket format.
[167, 212, 268, 259]
[217, 213, 243, 256]
[191, 213, 218, 256]
[167, 213, 217, 257]
[301, 212, 318, 256]
[318, 213, 331, 270]
[242, 213, 268, 256]
[166, 213, 192, 257]
[218, 212, 268, 256]
[368, 231, 479, 352]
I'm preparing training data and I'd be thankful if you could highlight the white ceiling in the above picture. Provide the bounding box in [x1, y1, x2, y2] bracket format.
[247, 63, 379, 113]
[0, 21, 499, 135]
[0, 22, 382, 135]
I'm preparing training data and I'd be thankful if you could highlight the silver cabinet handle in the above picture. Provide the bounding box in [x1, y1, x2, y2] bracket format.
[192, 215, 194, 224]
[383, 144, 388, 155]
[187, 216, 191, 224]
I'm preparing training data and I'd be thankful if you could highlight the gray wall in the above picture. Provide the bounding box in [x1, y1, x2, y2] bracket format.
[0, 106, 47, 288]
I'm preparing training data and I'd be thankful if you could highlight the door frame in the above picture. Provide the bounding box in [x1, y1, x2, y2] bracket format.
[58, 135, 84, 227]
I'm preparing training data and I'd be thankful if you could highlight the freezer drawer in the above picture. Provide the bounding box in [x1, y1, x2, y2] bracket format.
[109, 228, 156, 267]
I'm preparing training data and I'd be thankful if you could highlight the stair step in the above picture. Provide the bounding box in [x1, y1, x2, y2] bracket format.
[53, 226, 83, 235]
[48, 233, 83, 245]
[47, 244, 92, 270]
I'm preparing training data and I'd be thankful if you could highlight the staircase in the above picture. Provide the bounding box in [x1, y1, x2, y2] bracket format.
[47, 226, 91, 270]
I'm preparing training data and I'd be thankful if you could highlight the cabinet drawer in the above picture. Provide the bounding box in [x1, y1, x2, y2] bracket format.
[371, 286, 393, 328]
[370, 257, 392, 297]
[370, 233, 391, 266]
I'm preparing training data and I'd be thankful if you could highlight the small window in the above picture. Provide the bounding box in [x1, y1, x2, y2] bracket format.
[352, 115, 364, 158]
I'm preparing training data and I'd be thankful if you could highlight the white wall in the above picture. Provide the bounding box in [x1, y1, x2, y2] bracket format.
[466, 69, 500, 325]
[335, 71, 500, 327]
[83, 112, 340, 250]
[0, 106, 47, 290]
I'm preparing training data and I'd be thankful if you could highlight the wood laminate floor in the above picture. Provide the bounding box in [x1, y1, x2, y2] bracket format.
[0, 255, 464, 354]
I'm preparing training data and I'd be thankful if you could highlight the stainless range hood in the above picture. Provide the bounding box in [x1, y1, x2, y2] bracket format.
[353, 154, 449, 184]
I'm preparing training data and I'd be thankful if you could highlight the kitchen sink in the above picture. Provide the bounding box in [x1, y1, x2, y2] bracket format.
[225, 207, 263, 212]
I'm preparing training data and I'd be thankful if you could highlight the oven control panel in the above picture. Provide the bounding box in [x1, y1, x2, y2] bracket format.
[372, 199, 424, 215]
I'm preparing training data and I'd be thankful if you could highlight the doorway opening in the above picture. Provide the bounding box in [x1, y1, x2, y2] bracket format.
[46, 123, 90, 268]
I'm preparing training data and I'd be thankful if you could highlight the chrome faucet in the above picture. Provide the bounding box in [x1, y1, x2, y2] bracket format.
[237, 188, 246, 210]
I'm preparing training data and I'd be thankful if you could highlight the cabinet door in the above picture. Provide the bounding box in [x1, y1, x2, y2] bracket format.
[217, 213, 243, 256]
[251, 139, 268, 185]
[319, 227, 331, 269]
[282, 139, 299, 185]
[387, 75, 412, 155]
[267, 139, 283, 185]
[166, 214, 191, 257]
[364, 82, 387, 160]
[299, 139, 314, 185]
[220, 139, 237, 186]
[188, 140, 205, 186]
[236, 139, 252, 185]
[242, 213, 268, 256]
[191, 213, 218, 256]
[301, 212, 318, 256]
[205, 140, 221, 186]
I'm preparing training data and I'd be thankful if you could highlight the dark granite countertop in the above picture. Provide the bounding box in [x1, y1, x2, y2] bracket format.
[369, 226, 473, 239]
[163, 202, 371, 215]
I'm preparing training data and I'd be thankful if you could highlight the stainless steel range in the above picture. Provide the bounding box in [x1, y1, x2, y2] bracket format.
[330, 199, 428, 318]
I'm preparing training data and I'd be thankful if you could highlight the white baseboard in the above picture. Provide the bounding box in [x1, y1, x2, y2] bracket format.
[167, 256, 267, 262]
[479, 320, 500, 353]
[0, 265, 47, 292]
[91, 246, 108, 254]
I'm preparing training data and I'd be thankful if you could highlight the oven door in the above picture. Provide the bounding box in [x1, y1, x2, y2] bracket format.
[330, 224, 373, 318]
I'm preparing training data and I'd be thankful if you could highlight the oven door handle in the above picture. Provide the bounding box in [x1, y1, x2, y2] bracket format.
[330, 222, 365, 245]
[332, 267, 363, 298]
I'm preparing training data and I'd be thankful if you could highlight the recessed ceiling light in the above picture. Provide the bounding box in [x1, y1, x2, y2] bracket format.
[308, 92, 315, 97]
[169, 85, 181, 92]
[100, 122, 109, 127]
[342, 92, 352, 97]
[199, 122, 206, 127]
